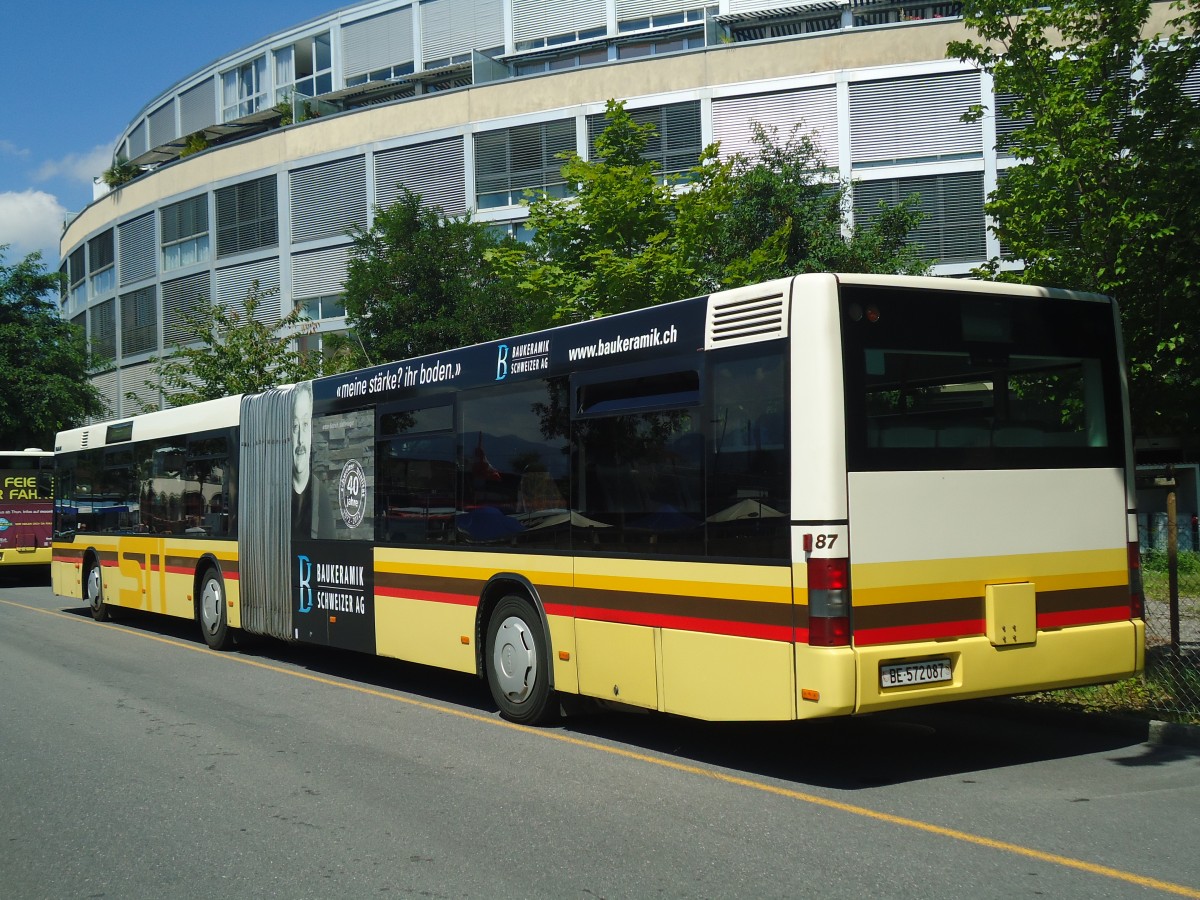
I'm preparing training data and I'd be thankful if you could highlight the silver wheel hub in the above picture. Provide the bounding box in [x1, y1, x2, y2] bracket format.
[87, 568, 102, 610]
[492, 615, 537, 704]
[200, 579, 222, 634]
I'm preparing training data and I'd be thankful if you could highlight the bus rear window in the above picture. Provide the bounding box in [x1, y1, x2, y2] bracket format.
[840, 285, 1125, 471]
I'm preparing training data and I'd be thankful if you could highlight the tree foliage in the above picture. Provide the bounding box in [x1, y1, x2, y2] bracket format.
[0, 246, 102, 447]
[146, 281, 350, 409]
[342, 188, 523, 363]
[489, 100, 927, 324]
[949, 0, 1200, 437]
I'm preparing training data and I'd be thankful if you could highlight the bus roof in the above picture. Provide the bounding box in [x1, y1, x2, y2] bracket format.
[55, 394, 243, 453]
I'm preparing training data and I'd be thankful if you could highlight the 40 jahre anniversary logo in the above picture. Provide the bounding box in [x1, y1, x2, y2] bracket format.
[338, 459, 367, 528]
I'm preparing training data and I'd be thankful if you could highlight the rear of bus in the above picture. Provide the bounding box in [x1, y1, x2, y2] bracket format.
[0, 451, 53, 569]
[812, 275, 1142, 713]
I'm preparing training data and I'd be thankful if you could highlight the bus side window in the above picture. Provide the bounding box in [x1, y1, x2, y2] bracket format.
[458, 380, 570, 550]
[574, 409, 705, 557]
[707, 347, 789, 560]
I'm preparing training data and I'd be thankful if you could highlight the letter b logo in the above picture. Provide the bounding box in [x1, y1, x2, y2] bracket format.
[297, 554, 313, 613]
[495, 344, 509, 381]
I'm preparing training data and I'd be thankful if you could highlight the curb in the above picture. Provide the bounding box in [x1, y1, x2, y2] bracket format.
[977, 699, 1200, 749]
[1148, 719, 1200, 750]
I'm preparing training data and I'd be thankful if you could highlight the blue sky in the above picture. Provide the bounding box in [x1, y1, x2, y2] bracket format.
[0, 1, 339, 270]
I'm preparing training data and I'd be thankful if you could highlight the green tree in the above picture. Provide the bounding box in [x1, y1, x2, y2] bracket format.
[0, 246, 103, 447]
[489, 100, 927, 325]
[680, 123, 928, 287]
[145, 281, 345, 409]
[490, 102, 705, 323]
[949, 0, 1200, 438]
[343, 188, 523, 362]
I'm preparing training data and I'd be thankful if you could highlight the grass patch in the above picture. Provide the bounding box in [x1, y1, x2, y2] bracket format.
[1020, 665, 1200, 725]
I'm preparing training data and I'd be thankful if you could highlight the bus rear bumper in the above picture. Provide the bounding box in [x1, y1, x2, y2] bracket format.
[853, 620, 1143, 714]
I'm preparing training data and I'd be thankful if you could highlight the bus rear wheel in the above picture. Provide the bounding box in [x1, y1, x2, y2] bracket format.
[198, 567, 232, 650]
[485, 595, 555, 725]
[85, 562, 113, 622]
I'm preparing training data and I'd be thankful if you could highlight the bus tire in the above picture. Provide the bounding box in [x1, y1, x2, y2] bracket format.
[198, 567, 232, 651]
[485, 594, 555, 725]
[85, 559, 113, 622]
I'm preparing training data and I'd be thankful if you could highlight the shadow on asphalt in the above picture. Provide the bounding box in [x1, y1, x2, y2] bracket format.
[0, 565, 52, 589]
[59, 600, 1158, 790]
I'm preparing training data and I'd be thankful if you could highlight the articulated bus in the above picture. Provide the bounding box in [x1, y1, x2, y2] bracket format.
[51, 274, 1144, 723]
[0, 449, 53, 569]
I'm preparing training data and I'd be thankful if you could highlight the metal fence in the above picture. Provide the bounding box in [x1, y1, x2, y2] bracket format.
[1140, 520, 1200, 721]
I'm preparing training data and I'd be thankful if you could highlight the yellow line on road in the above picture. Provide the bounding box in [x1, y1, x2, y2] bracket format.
[8, 597, 1199, 899]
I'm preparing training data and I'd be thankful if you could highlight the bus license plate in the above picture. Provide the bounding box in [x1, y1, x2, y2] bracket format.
[880, 658, 952, 689]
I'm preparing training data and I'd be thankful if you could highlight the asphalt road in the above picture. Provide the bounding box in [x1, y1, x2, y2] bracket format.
[2, 569, 1198, 900]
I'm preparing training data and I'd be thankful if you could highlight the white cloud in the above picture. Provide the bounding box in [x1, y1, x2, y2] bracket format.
[0, 190, 69, 263]
[34, 143, 112, 186]
[0, 139, 29, 159]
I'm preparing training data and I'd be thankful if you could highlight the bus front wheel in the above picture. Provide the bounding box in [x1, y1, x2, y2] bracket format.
[485, 595, 555, 725]
[85, 562, 113, 622]
[198, 567, 232, 650]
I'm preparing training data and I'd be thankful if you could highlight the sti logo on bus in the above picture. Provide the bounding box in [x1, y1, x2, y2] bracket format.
[297, 554, 313, 613]
[496, 339, 550, 381]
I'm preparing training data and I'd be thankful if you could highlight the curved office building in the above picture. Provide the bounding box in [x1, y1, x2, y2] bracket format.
[62, 0, 1019, 416]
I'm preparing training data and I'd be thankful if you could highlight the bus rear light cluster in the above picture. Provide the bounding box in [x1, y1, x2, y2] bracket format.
[1128, 541, 1144, 620]
[808, 556, 850, 647]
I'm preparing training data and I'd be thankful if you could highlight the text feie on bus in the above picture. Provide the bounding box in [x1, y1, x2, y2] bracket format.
[0, 449, 53, 569]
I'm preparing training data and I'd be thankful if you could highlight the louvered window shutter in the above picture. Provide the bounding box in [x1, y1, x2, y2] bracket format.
[589, 101, 702, 173]
[88, 230, 115, 272]
[374, 137, 466, 214]
[290, 156, 368, 243]
[616, 0, 696, 17]
[993, 92, 1032, 157]
[161, 195, 208, 244]
[179, 79, 216, 135]
[128, 121, 148, 159]
[422, 0, 504, 61]
[855, 172, 986, 264]
[92, 371, 118, 419]
[148, 100, 176, 149]
[162, 272, 210, 345]
[292, 246, 351, 300]
[120, 361, 161, 414]
[120, 286, 158, 356]
[216, 176, 278, 257]
[90, 299, 117, 360]
[342, 7, 414, 78]
[216, 259, 281, 323]
[712, 87, 837, 162]
[477, 120, 575, 204]
[119, 213, 157, 286]
[511, 0, 605, 44]
[850, 72, 982, 165]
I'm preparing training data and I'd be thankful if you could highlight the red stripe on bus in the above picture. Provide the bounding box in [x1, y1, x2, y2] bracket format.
[373, 587, 570, 620]
[1037, 606, 1130, 629]
[375, 586, 478, 607]
[853, 618, 985, 647]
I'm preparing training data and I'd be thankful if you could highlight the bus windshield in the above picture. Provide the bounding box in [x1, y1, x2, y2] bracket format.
[840, 284, 1125, 471]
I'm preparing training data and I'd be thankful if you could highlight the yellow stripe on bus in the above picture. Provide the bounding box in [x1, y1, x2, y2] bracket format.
[851, 548, 1125, 589]
[375, 548, 572, 585]
[853, 571, 1128, 607]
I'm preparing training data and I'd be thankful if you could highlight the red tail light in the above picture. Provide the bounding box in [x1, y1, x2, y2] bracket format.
[808, 556, 850, 647]
[1128, 541, 1144, 619]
